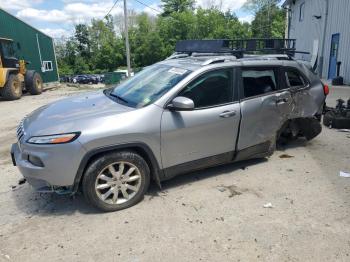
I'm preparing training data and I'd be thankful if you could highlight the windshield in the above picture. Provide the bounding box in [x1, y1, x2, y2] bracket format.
[1, 41, 17, 59]
[110, 64, 191, 108]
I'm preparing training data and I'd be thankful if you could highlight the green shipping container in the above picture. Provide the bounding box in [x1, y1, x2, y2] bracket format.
[0, 8, 59, 83]
[104, 72, 125, 85]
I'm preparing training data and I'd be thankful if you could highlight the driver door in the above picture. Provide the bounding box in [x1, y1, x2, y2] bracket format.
[160, 68, 241, 178]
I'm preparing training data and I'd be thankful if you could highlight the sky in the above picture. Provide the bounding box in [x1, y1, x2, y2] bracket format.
[0, 0, 254, 39]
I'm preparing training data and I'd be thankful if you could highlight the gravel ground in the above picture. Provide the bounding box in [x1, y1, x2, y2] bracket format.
[0, 84, 349, 262]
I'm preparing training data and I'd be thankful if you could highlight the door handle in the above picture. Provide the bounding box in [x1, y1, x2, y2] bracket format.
[276, 98, 288, 105]
[219, 110, 236, 118]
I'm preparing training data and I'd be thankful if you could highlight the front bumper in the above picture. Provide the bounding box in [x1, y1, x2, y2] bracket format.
[11, 140, 86, 191]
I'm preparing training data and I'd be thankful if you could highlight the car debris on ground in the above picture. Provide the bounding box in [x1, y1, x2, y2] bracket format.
[263, 202, 273, 208]
[338, 129, 350, 133]
[339, 171, 350, 178]
[279, 154, 295, 159]
[323, 98, 350, 129]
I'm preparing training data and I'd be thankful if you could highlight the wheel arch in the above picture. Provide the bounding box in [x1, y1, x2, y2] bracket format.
[0, 68, 19, 87]
[72, 143, 162, 193]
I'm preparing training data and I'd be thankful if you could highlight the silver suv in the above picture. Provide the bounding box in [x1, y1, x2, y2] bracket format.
[11, 41, 328, 211]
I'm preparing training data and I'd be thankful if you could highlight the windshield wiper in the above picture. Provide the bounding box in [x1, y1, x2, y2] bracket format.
[109, 92, 129, 104]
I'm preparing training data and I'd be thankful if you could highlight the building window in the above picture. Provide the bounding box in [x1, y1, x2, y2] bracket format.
[42, 61, 53, 72]
[299, 2, 305, 22]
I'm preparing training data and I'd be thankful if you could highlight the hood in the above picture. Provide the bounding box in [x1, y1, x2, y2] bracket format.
[23, 90, 134, 137]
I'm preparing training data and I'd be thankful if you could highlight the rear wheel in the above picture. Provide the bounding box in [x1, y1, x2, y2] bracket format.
[296, 117, 322, 140]
[0, 74, 22, 100]
[25, 71, 43, 95]
[82, 151, 150, 212]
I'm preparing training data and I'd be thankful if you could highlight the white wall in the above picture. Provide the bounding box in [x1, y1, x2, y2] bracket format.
[288, 0, 350, 84]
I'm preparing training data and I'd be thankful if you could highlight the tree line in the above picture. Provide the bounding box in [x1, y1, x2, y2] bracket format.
[55, 0, 285, 75]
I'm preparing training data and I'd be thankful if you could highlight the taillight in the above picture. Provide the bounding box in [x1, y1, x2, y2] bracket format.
[323, 84, 329, 96]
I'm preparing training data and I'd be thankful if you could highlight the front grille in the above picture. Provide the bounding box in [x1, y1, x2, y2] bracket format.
[16, 119, 25, 141]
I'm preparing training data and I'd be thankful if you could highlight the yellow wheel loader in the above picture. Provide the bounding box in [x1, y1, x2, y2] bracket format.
[0, 37, 43, 100]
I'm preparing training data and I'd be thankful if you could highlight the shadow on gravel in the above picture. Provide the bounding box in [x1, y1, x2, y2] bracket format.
[147, 158, 267, 197]
[276, 137, 308, 151]
[0, 93, 32, 103]
[13, 137, 311, 216]
[13, 158, 267, 216]
[13, 189, 101, 216]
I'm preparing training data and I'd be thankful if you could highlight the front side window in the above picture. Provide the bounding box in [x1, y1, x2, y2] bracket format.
[178, 69, 233, 108]
[242, 69, 277, 98]
[110, 64, 191, 108]
[285, 70, 306, 88]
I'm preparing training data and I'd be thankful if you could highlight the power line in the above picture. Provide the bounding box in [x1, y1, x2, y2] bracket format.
[132, 0, 162, 14]
[105, 0, 121, 18]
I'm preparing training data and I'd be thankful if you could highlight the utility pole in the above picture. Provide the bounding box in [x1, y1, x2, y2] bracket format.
[123, 0, 131, 77]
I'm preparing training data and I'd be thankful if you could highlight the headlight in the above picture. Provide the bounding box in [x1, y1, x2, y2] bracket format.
[27, 132, 80, 144]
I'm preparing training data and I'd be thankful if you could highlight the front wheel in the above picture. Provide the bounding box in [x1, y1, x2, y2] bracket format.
[0, 74, 22, 100]
[82, 151, 150, 212]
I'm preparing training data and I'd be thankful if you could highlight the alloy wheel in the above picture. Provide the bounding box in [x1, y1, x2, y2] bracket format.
[95, 161, 142, 205]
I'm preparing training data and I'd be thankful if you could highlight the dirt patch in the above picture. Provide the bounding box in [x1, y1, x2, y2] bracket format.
[279, 154, 294, 159]
[217, 184, 262, 198]
[0, 148, 10, 161]
[0, 125, 17, 132]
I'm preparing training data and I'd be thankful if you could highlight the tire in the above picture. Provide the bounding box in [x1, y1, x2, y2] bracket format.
[0, 74, 22, 100]
[82, 151, 150, 212]
[323, 111, 335, 127]
[25, 71, 43, 95]
[296, 117, 322, 140]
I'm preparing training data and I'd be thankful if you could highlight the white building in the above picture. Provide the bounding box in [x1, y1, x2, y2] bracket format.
[283, 0, 350, 84]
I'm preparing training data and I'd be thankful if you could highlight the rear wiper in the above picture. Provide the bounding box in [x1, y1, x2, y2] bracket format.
[109, 92, 129, 104]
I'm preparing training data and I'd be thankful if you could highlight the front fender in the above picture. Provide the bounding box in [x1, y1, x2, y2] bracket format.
[72, 142, 163, 192]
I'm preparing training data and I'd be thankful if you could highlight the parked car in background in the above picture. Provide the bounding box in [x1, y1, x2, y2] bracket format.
[59, 76, 71, 83]
[59, 74, 106, 84]
[11, 40, 328, 212]
[72, 75, 98, 84]
[99, 74, 105, 83]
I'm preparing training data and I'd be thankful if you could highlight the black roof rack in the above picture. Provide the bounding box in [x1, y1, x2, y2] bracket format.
[175, 39, 307, 59]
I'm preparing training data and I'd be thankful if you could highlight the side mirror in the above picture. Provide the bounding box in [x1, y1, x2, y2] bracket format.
[167, 96, 194, 111]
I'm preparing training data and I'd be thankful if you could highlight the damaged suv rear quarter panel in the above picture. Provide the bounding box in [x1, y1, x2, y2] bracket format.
[237, 60, 325, 152]
[287, 61, 326, 118]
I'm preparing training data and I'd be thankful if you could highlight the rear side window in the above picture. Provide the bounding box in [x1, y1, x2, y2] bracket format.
[179, 69, 233, 108]
[242, 69, 277, 98]
[285, 70, 306, 88]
